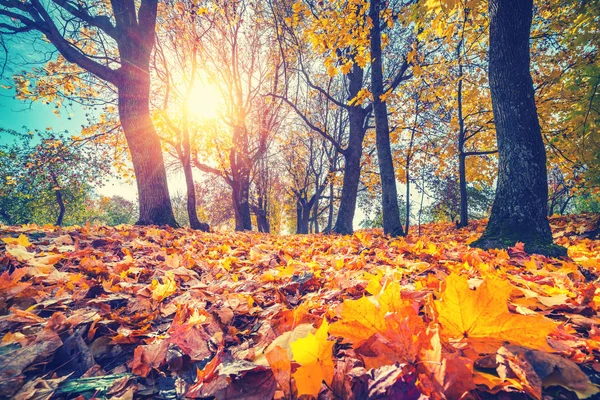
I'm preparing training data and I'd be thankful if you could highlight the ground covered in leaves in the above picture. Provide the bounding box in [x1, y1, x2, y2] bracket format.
[1, 215, 600, 400]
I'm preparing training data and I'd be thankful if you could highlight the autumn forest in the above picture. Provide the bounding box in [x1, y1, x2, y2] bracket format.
[0, 0, 599, 399]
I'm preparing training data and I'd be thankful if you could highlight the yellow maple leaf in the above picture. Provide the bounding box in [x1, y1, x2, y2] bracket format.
[2, 234, 31, 247]
[291, 319, 335, 397]
[435, 274, 556, 354]
[151, 273, 177, 302]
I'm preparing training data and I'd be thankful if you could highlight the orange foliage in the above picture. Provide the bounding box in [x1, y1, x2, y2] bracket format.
[0, 214, 599, 398]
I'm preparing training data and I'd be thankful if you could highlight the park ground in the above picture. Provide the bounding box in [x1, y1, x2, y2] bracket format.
[1, 214, 599, 399]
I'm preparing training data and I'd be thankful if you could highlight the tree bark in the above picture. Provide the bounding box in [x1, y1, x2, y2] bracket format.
[456, 8, 469, 229]
[182, 152, 206, 230]
[118, 76, 177, 226]
[114, 0, 177, 227]
[369, 0, 404, 237]
[231, 177, 252, 231]
[296, 200, 311, 234]
[472, 0, 565, 256]
[333, 65, 368, 235]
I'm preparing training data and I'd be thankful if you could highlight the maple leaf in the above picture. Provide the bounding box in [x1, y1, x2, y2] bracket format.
[329, 282, 428, 368]
[2, 234, 31, 247]
[435, 274, 557, 354]
[151, 273, 177, 302]
[290, 319, 335, 397]
[131, 339, 169, 377]
[420, 328, 475, 398]
[265, 345, 292, 397]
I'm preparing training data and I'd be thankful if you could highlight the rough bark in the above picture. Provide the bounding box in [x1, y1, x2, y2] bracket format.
[229, 125, 253, 231]
[231, 177, 252, 231]
[254, 193, 270, 233]
[333, 64, 368, 235]
[296, 200, 311, 234]
[369, 0, 404, 237]
[118, 74, 177, 227]
[471, 0, 566, 256]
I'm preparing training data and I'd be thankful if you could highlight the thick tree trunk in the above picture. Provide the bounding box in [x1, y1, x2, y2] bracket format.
[296, 202, 311, 234]
[114, 1, 176, 227]
[472, 0, 565, 256]
[118, 68, 177, 227]
[231, 177, 252, 231]
[369, 0, 404, 237]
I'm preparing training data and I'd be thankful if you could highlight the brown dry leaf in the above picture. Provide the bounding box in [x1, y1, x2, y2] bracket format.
[502, 345, 600, 399]
[265, 345, 292, 397]
[131, 339, 169, 377]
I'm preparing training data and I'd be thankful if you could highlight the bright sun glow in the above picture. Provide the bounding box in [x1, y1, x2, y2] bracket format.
[186, 81, 223, 121]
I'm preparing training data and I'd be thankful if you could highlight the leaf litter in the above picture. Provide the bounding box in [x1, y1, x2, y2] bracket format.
[0, 214, 599, 399]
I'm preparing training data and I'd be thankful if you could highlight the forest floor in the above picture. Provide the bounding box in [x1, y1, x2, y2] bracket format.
[0, 214, 599, 400]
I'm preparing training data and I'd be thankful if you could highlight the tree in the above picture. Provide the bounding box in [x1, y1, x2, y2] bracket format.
[193, 0, 285, 231]
[0, 0, 178, 226]
[153, 0, 210, 231]
[94, 196, 137, 226]
[369, 0, 404, 236]
[0, 129, 110, 226]
[283, 132, 332, 234]
[471, 0, 566, 256]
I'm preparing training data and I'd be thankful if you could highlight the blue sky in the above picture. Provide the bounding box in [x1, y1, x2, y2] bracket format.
[0, 82, 143, 199]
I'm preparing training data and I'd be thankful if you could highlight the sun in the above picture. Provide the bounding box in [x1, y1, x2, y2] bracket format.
[186, 81, 222, 121]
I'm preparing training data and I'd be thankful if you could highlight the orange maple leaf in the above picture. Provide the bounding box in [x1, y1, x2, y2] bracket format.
[435, 274, 556, 354]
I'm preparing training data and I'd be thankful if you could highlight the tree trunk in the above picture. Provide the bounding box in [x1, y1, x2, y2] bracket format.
[472, 0, 565, 256]
[458, 150, 468, 227]
[325, 178, 335, 232]
[313, 191, 320, 234]
[296, 201, 311, 234]
[118, 69, 177, 227]
[114, 1, 176, 227]
[55, 189, 65, 226]
[457, 64, 469, 228]
[369, 0, 404, 237]
[51, 174, 65, 226]
[257, 210, 270, 233]
[255, 193, 270, 233]
[182, 153, 205, 230]
[333, 64, 368, 235]
[232, 177, 252, 231]
[50, 174, 65, 226]
[405, 168, 410, 235]
[456, 9, 469, 229]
